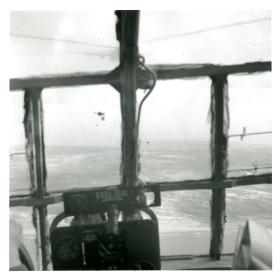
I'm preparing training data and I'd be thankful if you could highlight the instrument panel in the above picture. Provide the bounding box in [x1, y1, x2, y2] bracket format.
[63, 186, 161, 215]
[51, 220, 161, 270]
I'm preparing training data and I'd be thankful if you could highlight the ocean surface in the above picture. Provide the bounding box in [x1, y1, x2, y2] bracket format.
[10, 141, 272, 260]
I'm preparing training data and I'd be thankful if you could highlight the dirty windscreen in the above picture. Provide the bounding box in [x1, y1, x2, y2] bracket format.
[139, 11, 270, 65]
[10, 11, 119, 78]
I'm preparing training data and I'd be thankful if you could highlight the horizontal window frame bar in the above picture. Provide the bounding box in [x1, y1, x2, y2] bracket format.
[10, 61, 271, 91]
[147, 173, 271, 192]
[151, 61, 271, 80]
[10, 71, 120, 91]
[10, 194, 63, 208]
[10, 173, 271, 207]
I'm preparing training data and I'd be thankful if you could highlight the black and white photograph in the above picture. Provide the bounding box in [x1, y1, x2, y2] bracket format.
[7, 6, 274, 272]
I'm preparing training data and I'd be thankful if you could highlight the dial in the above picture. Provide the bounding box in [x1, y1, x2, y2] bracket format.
[56, 236, 81, 262]
[97, 234, 124, 261]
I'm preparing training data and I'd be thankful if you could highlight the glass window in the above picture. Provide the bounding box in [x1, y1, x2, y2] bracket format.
[10, 207, 38, 268]
[138, 78, 211, 182]
[10, 11, 119, 78]
[9, 91, 31, 195]
[139, 11, 270, 65]
[43, 85, 121, 192]
[224, 184, 272, 253]
[227, 73, 271, 177]
[151, 190, 211, 255]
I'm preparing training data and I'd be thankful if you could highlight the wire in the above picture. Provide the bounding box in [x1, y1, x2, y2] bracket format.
[142, 17, 271, 43]
[228, 130, 272, 138]
[10, 17, 270, 50]
[136, 56, 157, 138]
[10, 33, 117, 49]
[228, 166, 272, 173]
[69, 50, 113, 57]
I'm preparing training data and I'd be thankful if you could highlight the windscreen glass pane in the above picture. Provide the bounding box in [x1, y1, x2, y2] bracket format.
[10, 207, 38, 268]
[227, 73, 271, 178]
[138, 78, 211, 182]
[139, 11, 270, 65]
[224, 184, 272, 253]
[224, 72, 271, 253]
[43, 85, 121, 192]
[10, 11, 119, 78]
[9, 91, 31, 195]
[152, 191, 211, 255]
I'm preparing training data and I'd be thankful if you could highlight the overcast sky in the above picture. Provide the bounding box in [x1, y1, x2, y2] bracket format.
[9, 11, 271, 147]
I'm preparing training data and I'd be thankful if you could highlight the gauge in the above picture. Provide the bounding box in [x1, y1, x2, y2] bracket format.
[56, 236, 81, 262]
[97, 234, 125, 261]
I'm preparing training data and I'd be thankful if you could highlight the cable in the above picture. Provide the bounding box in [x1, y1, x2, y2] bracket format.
[228, 130, 272, 139]
[10, 33, 117, 49]
[228, 166, 272, 173]
[11, 17, 270, 49]
[136, 56, 157, 138]
[142, 17, 270, 43]
[69, 50, 113, 57]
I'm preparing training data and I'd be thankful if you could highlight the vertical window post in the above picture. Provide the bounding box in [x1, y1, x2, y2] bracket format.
[117, 11, 140, 189]
[209, 75, 229, 260]
[24, 88, 49, 270]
